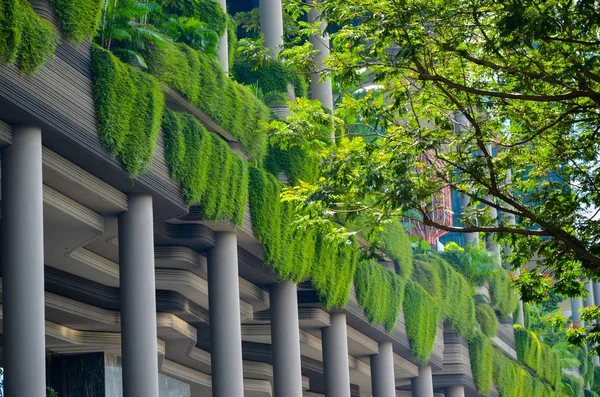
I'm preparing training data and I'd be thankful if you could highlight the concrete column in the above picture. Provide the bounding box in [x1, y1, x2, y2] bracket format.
[411, 366, 434, 397]
[445, 385, 465, 397]
[1, 125, 46, 397]
[217, 0, 229, 73]
[270, 281, 303, 397]
[119, 194, 159, 397]
[370, 342, 396, 397]
[517, 300, 525, 327]
[308, 7, 334, 113]
[571, 297, 584, 325]
[260, 0, 284, 58]
[584, 281, 595, 308]
[208, 232, 244, 397]
[460, 194, 479, 247]
[322, 312, 351, 397]
[593, 282, 600, 307]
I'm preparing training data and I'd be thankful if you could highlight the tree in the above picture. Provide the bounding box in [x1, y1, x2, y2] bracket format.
[273, 0, 600, 344]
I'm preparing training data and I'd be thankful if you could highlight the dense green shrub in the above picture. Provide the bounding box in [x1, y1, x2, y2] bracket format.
[233, 59, 308, 99]
[354, 260, 404, 332]
[380, 219, 413, 278]
[514, 325, 561, 388]
[248, 166, 314, 282]
[92, 45, 164, 176]
[51, 0, 102, 41]
[403, 280, 440, 365]
[145, 40, 270, 159]
[0, 0, 58, 73]
[476, 304, 499, 337]
[163, 109, 248, 223]
[159, 0, 227, 35]
[468, 331, 494, 395]
[264, 144, 320, 185]
[488, 269, 519, 317]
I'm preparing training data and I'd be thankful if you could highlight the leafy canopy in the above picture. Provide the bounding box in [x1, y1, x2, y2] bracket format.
[276, 0, 600, 323]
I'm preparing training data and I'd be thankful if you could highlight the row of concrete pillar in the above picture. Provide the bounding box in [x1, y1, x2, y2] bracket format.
[0, 125, 463, 397]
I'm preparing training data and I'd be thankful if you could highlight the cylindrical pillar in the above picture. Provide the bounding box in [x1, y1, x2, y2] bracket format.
[1, 125, 46, 397]
[119, 194, 159, 397]
[260, 0, 284, 58]
[571, 298, 584, 325]
[593, 282, 600, 308]
[322, 312, 351, 397]
[208, 232, 244, 397]
[517, 300, 525, 327]
[216, 0, 229, 73]
[308, 7, 334, 112]
[270, 281, 303, 397]
[370, 342, 396, 397]
[460, 194, 479, 247]
[584, 281, 595, 308]
[411, 366, 434, 397]
[445, 385, 465, 397]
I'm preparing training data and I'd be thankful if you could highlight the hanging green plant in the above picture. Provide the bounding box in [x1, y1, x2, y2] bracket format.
[354, 260, 404, 332]
[0, 0, 58, 73]
[91, 45, 164, 176]
[51, 0, 103, 41]
[403, 280, 440, 365]
[162, 109, 248, 224]
[145, 40, 270, 160]
[468, 331, 493, 395]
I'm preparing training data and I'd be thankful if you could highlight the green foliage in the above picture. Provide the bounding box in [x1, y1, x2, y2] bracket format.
[161, 16, 218, 55]
[412, 256, 442, 301]
[162, 109, 247, 223]
[412, 254, 477, 340]
[51, 0, 102, 41]
[311, 234, 359, 309]
[264, 144, 320, 185]
[271, 2, 600, 357]
[562, 374, 584, 397]
[380, 220, 413, 278]
[493, 349, 559, 397]
[441, 242, 500, 286]
[0, 0, 58, 73]
[489, 269, 519, 317]
[226, 15, 236, 67]
[403, 280, 440, 365]
[514, 325, 562, 388]
[247, 166, 315, 282]
[468, 331, 494, 395]
[97, 0, 164, 69]
[145, 40, 270, 159]
[232, 59, 308, 99]
[476, 304, 499, 337]
[584, 390, 600, 397]
[354, 260, 404, 332]
[159, 0, 227, 35]
[91, 45, 164, 176]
